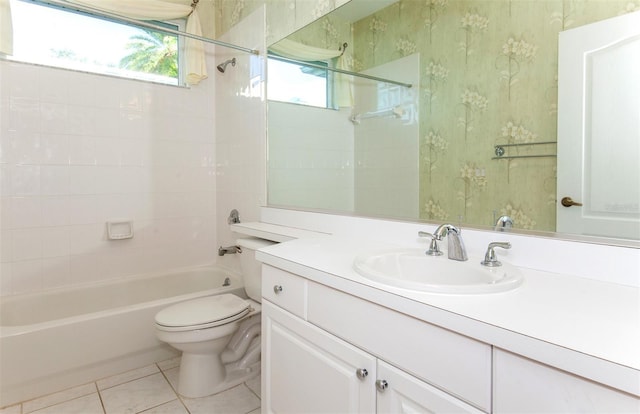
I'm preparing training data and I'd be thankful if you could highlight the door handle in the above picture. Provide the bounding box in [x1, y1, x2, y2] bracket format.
[561, 197, 583, 207]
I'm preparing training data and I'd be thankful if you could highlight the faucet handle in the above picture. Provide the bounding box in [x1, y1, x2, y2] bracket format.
[418, 231, 443, 256]
[494, 215, 513, 232]
[481, 242, 511, 267]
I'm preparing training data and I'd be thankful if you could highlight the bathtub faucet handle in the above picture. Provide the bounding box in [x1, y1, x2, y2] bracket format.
[227, 209, 241, 224]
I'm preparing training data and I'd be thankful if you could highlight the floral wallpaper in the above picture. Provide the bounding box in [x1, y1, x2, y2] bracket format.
[213, 0, 350, 43]
[215, 0, 640, 232]
[350, 0, 640, 232]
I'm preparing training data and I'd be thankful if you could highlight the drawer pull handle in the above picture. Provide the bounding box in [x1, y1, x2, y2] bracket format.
[356, 368, 368, 380]
[375, 379, 388, 392]
[273, 285, 283, 294]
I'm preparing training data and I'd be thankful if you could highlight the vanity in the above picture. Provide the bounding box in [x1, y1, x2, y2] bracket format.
[252, 231, 640, 413]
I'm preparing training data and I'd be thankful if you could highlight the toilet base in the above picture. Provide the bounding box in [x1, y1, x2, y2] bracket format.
[176, 313, 262, 398]
[177, 352, 225, 398]
[192, 360, 260, 398]
[177, 358, 261, 398]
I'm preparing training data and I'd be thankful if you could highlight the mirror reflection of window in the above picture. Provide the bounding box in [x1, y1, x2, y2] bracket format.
[267, 57, 331, 109]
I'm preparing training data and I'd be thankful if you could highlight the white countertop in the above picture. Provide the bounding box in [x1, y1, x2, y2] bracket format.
[256, 235, 640, 397]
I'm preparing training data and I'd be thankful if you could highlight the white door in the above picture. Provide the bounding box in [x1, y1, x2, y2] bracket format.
[262, 301, 376, 414]
[557, 11, 640, 240]
[376, 360, 483, 414]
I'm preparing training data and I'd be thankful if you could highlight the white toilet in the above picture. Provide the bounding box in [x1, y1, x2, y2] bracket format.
[155, 237, 275, 398]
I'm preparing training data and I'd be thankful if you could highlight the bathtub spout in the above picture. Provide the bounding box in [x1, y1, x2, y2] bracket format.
[218, 245, 241, 256]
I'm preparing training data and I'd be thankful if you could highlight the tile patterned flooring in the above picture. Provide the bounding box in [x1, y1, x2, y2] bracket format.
[0, 357, 261, 414]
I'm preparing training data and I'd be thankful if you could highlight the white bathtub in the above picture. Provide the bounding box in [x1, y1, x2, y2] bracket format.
[0, 265, 245, 407]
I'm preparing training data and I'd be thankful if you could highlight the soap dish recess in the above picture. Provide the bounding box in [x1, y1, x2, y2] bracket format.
[107, 221, 134, 240]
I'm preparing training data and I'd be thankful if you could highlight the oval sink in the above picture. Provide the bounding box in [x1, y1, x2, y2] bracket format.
[353, 248, 523, 294]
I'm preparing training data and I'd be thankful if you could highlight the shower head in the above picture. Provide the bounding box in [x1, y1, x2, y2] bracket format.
[217, 58, 236, 73]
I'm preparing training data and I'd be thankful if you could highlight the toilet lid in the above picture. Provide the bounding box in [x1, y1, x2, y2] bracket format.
[155, 294, 250, 329]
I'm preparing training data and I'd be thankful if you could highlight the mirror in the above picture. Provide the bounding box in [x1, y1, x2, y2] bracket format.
[266, 0, 640, 244]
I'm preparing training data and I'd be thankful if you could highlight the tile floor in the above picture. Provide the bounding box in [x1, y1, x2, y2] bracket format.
[0, 357, 261, 414]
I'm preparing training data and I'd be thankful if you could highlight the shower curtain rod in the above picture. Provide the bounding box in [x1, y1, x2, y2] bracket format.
[268, 54, 413, 88]
[36, 0, 260, 55]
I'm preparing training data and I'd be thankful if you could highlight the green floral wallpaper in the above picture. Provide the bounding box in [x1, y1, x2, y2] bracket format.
[350, 0, 639, 231]
[215, 0, 639, 232]
[213, 0, 350, 43]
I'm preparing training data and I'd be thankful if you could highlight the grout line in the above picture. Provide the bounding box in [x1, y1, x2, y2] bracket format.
[97, 369, 162, 392]
[18, 382, 98, 414]
[156, 363, 192, 414]
[95, 382, 107, 414]
[243, 382, 260, 400]
[135, 398, 181, 414]
[27, 391, 103, 414]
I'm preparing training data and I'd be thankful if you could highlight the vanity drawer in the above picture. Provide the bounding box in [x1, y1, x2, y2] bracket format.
[307, 282, 492, 412]
[261, 265, 307, 318]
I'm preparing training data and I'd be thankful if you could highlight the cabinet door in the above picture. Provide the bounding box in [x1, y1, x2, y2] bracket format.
[307, 281, 492, 411]
[376, 360, 484, 414]
[494, 349, 640, 413]
[262, 301, 376, 414]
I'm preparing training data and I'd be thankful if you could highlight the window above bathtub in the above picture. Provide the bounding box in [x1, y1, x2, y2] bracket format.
[6, 0, 185, 86]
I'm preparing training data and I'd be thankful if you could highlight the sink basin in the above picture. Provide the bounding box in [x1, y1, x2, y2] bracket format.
[353, 248, 523, 294]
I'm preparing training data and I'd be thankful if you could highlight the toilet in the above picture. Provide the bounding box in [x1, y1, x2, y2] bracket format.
[155, 237, 275, 398]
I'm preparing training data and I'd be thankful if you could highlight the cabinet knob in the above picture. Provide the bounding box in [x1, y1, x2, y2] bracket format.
[375, 379, 388, 392]
[273, 285, 283, 294]
[356, 368, 368, 380]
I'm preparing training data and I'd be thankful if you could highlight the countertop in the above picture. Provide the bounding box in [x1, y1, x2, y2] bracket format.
[255, 235, 640, 397]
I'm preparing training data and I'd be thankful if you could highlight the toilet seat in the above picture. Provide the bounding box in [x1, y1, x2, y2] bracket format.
[155, 294, 251, 332]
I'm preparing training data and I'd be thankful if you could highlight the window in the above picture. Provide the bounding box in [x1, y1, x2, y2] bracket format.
[267, 56, 333, 109]
[7, 0, 184, 85]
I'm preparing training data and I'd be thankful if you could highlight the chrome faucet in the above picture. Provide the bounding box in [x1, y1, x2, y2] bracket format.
[494, 215, 513, 232]
[481, 242, 511, 267]
[418, 224, 468, 261]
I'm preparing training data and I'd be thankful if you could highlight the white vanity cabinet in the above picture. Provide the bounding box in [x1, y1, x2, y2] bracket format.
[261, 265, 490, 413]
[493, 349, 640, 413]
[262, 301, 376, 413]
[377, 360, 484, 413]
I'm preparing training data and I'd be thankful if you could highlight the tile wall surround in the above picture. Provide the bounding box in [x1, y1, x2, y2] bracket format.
[0, 49, 219, 297]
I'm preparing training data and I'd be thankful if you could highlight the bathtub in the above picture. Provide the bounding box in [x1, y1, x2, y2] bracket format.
[0, 265, 246, 407]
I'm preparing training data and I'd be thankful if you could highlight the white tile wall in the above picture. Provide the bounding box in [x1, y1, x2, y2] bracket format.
[0, 55, 219, 296]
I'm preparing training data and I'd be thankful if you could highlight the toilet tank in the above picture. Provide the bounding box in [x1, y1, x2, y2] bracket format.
[236, 238, 277, 302]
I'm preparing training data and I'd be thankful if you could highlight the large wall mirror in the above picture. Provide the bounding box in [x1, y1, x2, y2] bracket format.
[266, 0, 640, 245]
